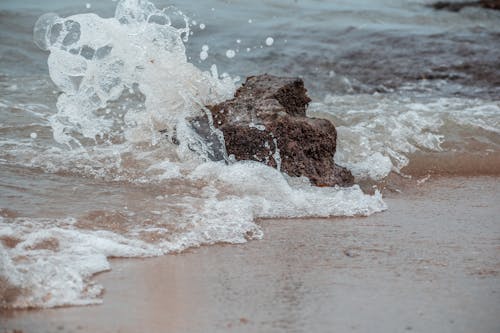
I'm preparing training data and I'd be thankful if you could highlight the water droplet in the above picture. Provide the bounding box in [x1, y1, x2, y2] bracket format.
[265, 37, 274, 46]
[226, 49, 235, 58]
[33, 13, 59, 50]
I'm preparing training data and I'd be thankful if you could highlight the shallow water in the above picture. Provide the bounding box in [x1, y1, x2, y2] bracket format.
[0, 0, 499, 309]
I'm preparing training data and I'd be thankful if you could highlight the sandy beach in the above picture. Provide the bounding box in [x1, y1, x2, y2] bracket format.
[2, 176, 499, 333]
[1, 0, 500, 332]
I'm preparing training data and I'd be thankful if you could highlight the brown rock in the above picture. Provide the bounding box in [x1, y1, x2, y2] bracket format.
[200, 74, 353, 187]
[480, 0, 500, 9]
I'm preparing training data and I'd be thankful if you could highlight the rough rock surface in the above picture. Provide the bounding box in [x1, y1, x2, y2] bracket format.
[202, 74, 354, 187]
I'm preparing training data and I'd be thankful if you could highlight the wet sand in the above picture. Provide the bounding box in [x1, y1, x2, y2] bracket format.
[2, 176, 499, 333]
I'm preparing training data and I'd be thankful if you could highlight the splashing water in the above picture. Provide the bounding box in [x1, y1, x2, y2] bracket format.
[0, 0, 389, 309]
[33, 0, 235, 159]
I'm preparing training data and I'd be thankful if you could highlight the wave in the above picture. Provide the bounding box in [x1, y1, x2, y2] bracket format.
[2, 0, 499, 309]
[0, 0, 389, 309]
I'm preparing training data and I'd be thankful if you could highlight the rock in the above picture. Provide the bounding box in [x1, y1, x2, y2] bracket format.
[430, 0, 500, 11]
[480, 0, 500, 9]
[201, 74, 354, 187]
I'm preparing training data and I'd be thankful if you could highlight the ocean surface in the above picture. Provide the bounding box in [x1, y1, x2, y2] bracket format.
[0, 0, 499, 309]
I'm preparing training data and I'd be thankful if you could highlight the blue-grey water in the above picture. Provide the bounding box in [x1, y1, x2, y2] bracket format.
[0, 0, 499, 309]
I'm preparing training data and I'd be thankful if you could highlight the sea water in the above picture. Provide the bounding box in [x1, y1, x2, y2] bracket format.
[0, 0, 498, 308]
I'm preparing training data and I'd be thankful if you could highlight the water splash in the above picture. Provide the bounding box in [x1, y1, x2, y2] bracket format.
[0, 0, 391, 310]
[34, 0, 235, 161]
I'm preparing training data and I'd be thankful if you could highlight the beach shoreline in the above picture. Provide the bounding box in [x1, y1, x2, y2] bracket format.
[1, 0, 499, 331]
[2, 176, 499, 333]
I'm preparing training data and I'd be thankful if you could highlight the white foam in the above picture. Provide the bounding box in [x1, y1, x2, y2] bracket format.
[200, 50, 208, 61]
[34, 0, 235, 156]
[0, 186, 262, 308]
[308, 96, 437, 179]
[0, 217, 159, 308]
[308, 94, 500, 181]
[2, 0, 497, 310]
[190, 161, 386, 218]
[346, 152, 393, 181]
[0, 157, 387, 308]
[7, 0, 393, 310]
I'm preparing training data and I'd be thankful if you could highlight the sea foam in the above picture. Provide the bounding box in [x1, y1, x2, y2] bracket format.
[33, 0, 235, 157]
[0, 0, 388, 309]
